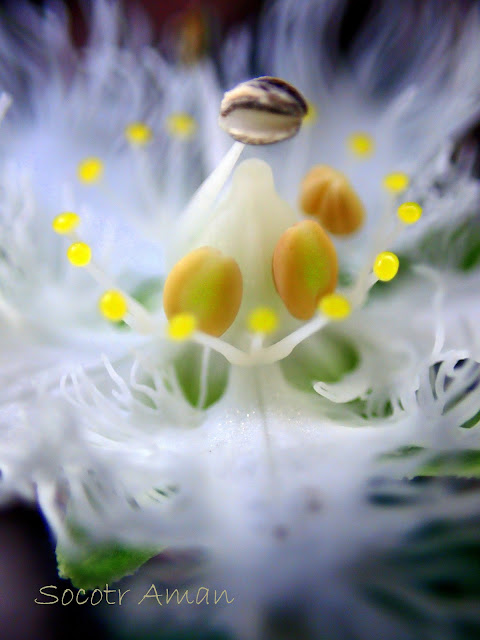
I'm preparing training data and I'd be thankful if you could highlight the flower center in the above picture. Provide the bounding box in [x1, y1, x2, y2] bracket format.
[51, 77, 423, 370]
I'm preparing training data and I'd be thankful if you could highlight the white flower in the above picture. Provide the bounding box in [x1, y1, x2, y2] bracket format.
[0, 1, 480, 637]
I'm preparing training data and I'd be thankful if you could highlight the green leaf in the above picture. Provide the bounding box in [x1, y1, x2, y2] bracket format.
[409, 216, 480, 272]
[378, 445, 426, 461]
[378, 446, 480, 478]
[56, 527, 159, 590]
[280, 328, 358, 392]
[416, 450, 480, 478]
[115, 277, 164, 330]
[130, 277, 164, 309]
[174, 343, 229, 409]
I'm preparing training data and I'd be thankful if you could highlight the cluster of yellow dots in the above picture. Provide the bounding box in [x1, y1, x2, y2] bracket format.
[76, 115, 196, 184]
[166, 293, 355, 344]
[65, 118, 423, 346]
[370, 201, 422, 282]
[52, 212, 129, 323]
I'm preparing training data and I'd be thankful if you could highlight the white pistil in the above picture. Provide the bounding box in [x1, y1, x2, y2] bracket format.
[175, 141, 245, 251]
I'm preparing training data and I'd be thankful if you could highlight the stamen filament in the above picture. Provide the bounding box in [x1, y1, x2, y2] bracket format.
[55, 219, 155, 334]
[193, 313, 330, 366]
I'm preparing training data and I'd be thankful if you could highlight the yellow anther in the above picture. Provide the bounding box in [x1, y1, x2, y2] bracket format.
[397, 201, 422, 225]
[99, 290, 128, 322]
[373, 251, 399, 281]
[247, 307, 279, 335]
[319, 293, 351, 320]
[299, 165, 365, 236]
[77, 157, 104, 184]
[67, 242, 92, 267]
[125, 122, 153, 146]
[52, 212, 80, 234]
[347, 132, 374, 158]
[163, 247, 243, 337]
[165, 112, 197, 139]
[167, 313, 197, 341]
[303, 101, 318, 125]
[383, 172, 409, 193]
[273, 220, 338, 321]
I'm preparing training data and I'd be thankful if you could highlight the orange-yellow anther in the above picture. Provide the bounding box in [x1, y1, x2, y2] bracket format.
[272, 220, 338, 320]
[299, 165, 365, 235]
[163, 247, 243, 337]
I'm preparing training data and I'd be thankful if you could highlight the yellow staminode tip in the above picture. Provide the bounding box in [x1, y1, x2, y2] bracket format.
[99, 290, 128, 322]
[125, 122, 153, 146]
[167, 313, 197, 341]
[373, 251, 399, 282]
[383, 172, 409, 193]
[67, 242, 92, 267]
[397, 201, 422, 225]
[77, 157, 104, 184]
[348, 132, 374, 158]
[303, 101, 318, 125]
[52, 211, 80, 234]
[247, 307, 279, 335]
[319, 293, 351, 320]
[165, 112, 197, 139]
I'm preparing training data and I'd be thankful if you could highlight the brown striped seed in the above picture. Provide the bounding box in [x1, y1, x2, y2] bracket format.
[163, 247, 243, 337]
[299, 165, 365, 235]
[272, 220, 338, 320]
[219, 76, 308, 145]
